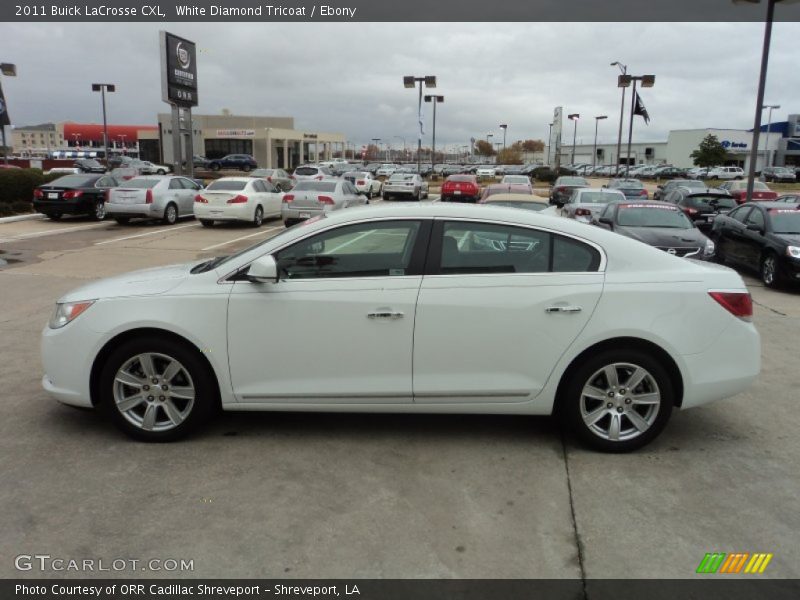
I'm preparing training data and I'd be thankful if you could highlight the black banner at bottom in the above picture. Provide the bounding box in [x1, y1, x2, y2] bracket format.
[4, 579, 800, 600]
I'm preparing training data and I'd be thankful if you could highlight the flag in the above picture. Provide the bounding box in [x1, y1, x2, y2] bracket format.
[418, 102, 425, 141]
[634, 92, 650, 125]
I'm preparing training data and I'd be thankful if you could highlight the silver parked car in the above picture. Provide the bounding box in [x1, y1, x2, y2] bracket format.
[292, 165, 334, 182]
[251, 168, 294, 192]
[281, 179, 366, 227]
[560, 188, 626, 223]
[105, 176, 202, 225]
[382, 173, 429, 201]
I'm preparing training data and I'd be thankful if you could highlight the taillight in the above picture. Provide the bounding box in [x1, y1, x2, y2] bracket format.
[227, 195, 248, 204]
[145, 189, 153, 204]
[708, 291, 753, 321]
[267, 176, 272, 182]
[556, 186, 566, 193]
[315, 175, 324, 180]
[33, 189, 44, 199]
[62, 191, 83, 200]
[318, 196, 334, 205]
[684, 207, 698, 215]
[282, 194, 294, 203]
[357, 180, 365, 186]
[639, 189, 648, 197]
[290, 175, 296, 180]
[575, 208, 592, 216]
[195, 194, 208, 204]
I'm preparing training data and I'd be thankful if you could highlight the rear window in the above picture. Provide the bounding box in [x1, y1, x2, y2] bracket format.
[615, 180, 644, 189]
[207, 180, 248, 191]
[294, 167, 318, 175]
[560, 177, 588, 186]
[123, 178, 160, 189]
[343, 172, 367, 178]
[685, 195, 737, 209]
[251, 169, 273, 177]
[47, 175, 97, 187]
[389, 174, 415, 181]
[448, 175, 475, 182]
[577, 191, 623, 204]
[293, 181, 337, 192]
[753, 182, 770, 191]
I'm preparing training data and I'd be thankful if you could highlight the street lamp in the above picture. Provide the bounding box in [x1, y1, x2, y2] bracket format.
[91, 83, 115, 164]
[0, 62, 17, 164]
[499, 123, 508, 152]
[763, 104, 780, 169]
[618, 74, 655, 177]
[404, 75, 436, 173]
[611, 61, 627, 173]
[568, 114, 580, 164]
[593, 115, 608, 169]
[547, 123, 553, 166]
[424, 94, 444, 175]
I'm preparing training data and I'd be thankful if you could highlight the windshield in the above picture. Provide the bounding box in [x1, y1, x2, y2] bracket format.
[449, 175, 475, 182]
[251, 169, 273, 177]
[47, 175, 97, 187]
[613, 180, 644, 189]
[559, 177, 588, 186]
[576, 191, 623, 204]
[207, 180, 248, 191]
[294, 181, 337, 192]
[389, 174, 414, 181]
[502, 176, 530, 184]
[769, 209, 800, 234]
[617, 205, 693, 228]
[685, 195, 737, 209]
[294, 167, 319, 175]
[122, 178, 160, 189]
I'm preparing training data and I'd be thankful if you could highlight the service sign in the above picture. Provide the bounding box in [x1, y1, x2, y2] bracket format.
[160, 31, 198, 107]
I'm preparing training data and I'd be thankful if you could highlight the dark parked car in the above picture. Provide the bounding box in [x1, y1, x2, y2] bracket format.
[251, 168, 293, 191]
[654, 167, 688, 180]
[760, 166, 797, 183]
[73, 158, 106, 174]
[605, 178, 649, 200]
[550, 176, 589, 205]
[33, 174, 119, 221]
[107, 155, 133, 169]
[711, 201, 800, 288]
[653, 178, 706, 201]
[663, 188, 738, 232]
[440, 174, 481, 202]
[207, 154, 258, 172]
[594, 200, 715, 260]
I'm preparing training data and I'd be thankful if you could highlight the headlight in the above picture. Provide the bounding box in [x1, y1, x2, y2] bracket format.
[787, 246, 800, 259]
[704, 239, 716, 256]
[49, 300, 95, 329]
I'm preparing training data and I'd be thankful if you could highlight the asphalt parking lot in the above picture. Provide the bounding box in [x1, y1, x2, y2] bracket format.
[1, 196, 799, 580]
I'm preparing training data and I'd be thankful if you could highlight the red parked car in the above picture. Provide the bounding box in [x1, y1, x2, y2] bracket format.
[719, 180, 779, 204]
[440, 174, 481, 202]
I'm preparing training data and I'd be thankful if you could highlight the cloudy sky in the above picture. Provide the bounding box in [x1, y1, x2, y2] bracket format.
[2, 21, 799, 150]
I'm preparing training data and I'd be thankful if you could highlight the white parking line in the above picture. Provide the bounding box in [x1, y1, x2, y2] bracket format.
[201, 225, 283, 251]
[94, 223, 200, 246]
[0, 222, 109, 244]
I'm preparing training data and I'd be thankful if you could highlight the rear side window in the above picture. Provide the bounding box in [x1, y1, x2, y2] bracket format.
[553, 236, 601, 272]
[124, 178, 160, 189]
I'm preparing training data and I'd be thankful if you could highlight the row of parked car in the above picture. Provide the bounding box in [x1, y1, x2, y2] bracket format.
[567, 162, 799, 183]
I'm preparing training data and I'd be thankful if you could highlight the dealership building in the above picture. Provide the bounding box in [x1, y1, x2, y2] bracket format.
[549, 113, 800, 170]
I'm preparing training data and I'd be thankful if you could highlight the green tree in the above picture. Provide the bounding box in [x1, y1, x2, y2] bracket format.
[690, 135, 727, 168]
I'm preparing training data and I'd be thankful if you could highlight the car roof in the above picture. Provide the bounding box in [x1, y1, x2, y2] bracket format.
[482, 194, 547, 202]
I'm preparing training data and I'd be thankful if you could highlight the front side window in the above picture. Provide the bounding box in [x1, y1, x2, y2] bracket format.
[274, 220, 423, 279]
[729, 207, 751, 223]
[745, 208, 765, 229]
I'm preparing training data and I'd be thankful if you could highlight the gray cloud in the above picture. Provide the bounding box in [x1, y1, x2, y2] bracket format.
[2, 21, 799, 151]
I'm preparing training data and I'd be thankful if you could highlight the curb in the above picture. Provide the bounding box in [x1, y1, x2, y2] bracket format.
[0, 213, 44, 224]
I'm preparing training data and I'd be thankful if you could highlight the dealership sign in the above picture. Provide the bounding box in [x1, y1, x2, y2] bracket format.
[721, 140, 747, 150]
[216, 129, 255, 138]
[160, 31, 198, 107]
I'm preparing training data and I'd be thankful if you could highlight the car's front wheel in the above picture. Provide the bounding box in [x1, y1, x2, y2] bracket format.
[252, 205, 263, 228]
[761, 252, 781, 288]
[561, 349, 673, 453]
[156, 169, 166, 175]
[92, 200, 106, 221]
[200, 219, 214, 228]
[99, 336, 217, 441]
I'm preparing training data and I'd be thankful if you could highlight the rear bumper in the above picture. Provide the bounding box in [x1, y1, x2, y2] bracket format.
[384, 187, 417, 196]
[281, 206, 331, 221]
[441, 195, 478, 203]
[33, 199, 94, 214]
[195, 203, 252, 222]
[105, 203, 159, 218]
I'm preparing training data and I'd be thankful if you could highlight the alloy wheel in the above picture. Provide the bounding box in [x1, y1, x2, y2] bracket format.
[762, 255, 777, 287]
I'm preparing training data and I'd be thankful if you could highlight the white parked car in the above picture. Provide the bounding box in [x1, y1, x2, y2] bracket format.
[105, 176, 202, 225]
[476, 165, 497, 178]
[342, 171, 383, 198]
[41, 204, 759, 452]
[376, 164, 399, 177]
[709, 166, 745, 180]
[194, 177, 283, 228]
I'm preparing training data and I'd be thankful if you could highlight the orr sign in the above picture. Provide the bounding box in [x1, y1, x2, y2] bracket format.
[160, 31, 198, 107]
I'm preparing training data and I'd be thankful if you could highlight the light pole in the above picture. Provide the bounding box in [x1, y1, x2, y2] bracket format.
[0, 62, 17, 164]
[547, 123, 553, 166]
[593, 116, 608, 169]
[424, 94, 444, 175]
[371, 138, 381, 162]
[568, 114, 580, 164]
[762, 104, 780, 169]
[394, 135, 406, 162]
[499, 123, 508, 152]
[404, 75, 436, 173]
[91, 83, 115, 164]
[618, 74, 655, 177]
[611, 61, 627, 174]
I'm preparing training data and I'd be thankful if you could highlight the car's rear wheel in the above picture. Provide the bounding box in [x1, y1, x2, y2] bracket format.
[47, 213, 63, 221]
[99, 337, 217, 441]
[163, 203, 178, 225]
[243, 164, 252, 173]
[92, 200, 106, 221]
[252, 206, 263, 228]
[200, 219, 214, 228]
[156, 169, 166, 175]
[114, 217, 130, 225]
[561, 349, 673, 453]
[210, 163, 220, 171]
[761, 252, 781, 288]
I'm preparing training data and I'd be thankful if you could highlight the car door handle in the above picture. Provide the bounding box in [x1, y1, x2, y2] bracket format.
[367, 310, 404, 319]
[545, 306, 582, 314]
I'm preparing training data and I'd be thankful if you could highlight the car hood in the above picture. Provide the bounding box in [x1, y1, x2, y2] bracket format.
[59, 261, 204, 303]
[614, 226, 707, 246]
[772, 233, 800, 246]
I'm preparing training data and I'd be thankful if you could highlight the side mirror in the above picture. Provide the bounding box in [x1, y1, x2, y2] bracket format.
[599, 217, 614, 228]
[247, 255, 278, 283]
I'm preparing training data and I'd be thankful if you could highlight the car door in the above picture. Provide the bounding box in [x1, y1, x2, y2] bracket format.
[259, 179, 283, 217]
[226, 219, 431, 403]
[717, 206, 752, 264]
[179, 178, 200, 213]
[741, 206, 767, 269]
[413, 219, 604, 404]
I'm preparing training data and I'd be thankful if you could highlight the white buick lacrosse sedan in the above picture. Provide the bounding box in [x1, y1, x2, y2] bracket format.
[41, 203, 760, 452]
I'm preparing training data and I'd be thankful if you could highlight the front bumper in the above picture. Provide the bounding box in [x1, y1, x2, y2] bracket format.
[41, 318, 103, 409]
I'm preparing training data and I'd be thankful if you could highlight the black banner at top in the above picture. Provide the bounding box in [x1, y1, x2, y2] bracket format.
[2, 0, 800, 22]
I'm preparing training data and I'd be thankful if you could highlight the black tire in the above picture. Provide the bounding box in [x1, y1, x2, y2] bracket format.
[252, 206, 264, 228]
[560, 348, 674, 453]
[162, 203, 178, 225]
[200, 219, 214, 228]
[47, 213, 63, 221]
[284, 219, 298, 228]
[210, 163, 220, 171]
[383, 193, 391, 201]
[91, 200, 106, 221]
[761, 252, 781, 288]
[98, 336, 218, 442]
[243, 164, 252, 173]
[114, 217, 131, 225]
[156, 169, 166, 175]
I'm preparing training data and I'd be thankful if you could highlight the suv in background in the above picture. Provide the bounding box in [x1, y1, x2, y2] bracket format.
[709, 166, 745, 180]
[207, 154, 258, 172]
